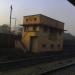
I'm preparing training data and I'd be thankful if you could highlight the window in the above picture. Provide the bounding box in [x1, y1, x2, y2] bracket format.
[50, 28, 55, 33]
[59, 31, 62, 35]
[24, 27, 26, 31]
[58, 44, 60, 48]
[42, 44, 46, 48]
[34, 18, 37, 21]
[43, 27, 48, 32]
[24, 26, 29, 31]
[33, 26, 37, 31]
[26, 26, 32, 31]
[51, 44, 54, 49]
[26, 18, 28, 22]
[36, 26, 39, 31]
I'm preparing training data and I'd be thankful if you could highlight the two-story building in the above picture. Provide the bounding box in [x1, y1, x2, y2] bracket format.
[21, 14, 64, 53]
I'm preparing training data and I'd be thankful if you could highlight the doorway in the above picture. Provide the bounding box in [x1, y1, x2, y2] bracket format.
[29, 36, 37, 53]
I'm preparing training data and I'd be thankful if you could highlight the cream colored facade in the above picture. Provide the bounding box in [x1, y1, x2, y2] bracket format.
[22, 14, 64, 53]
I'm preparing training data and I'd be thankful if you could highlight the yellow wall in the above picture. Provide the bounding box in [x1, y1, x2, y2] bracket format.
[23, 14, 64, 30]
[23, 15, 40, 25]
[22, 31, 37, 51]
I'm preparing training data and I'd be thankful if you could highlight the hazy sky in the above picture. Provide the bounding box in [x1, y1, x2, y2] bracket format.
[0, 0, 75, 35]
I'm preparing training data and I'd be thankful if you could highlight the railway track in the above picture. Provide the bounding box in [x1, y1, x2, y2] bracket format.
[0, 52, 75, 71]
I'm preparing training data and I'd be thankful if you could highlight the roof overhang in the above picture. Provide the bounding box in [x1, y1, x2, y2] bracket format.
[21, 24, 65, 31]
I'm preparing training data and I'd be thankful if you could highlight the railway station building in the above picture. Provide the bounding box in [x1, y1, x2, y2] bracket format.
[21, 14, 64, 53]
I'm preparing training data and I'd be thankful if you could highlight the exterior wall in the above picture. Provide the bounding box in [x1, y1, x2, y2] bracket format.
[33, 27, 63, 53]
[40, 15, 64, 30]
[23, 15, 40, 25]
[23, 14, 64, 30]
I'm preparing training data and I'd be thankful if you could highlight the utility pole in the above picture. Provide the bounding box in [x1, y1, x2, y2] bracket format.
[12, 18, 17, 31]
[10, 5, 13, 32]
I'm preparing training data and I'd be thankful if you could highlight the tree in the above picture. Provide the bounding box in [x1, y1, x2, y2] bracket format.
[0, 24, 10, 33]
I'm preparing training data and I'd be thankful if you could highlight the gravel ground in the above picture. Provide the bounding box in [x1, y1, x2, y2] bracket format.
[43, 64, 75, 75]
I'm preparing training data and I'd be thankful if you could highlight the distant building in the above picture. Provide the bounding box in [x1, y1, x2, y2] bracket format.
[21, 14, 64, 53]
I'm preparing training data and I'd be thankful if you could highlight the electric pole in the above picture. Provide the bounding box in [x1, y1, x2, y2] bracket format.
[12, 18, 17, 31]
[10, 5, 13, 32]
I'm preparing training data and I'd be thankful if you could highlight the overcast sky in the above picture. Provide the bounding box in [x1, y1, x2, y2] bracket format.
[0, 0, 75, 35]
